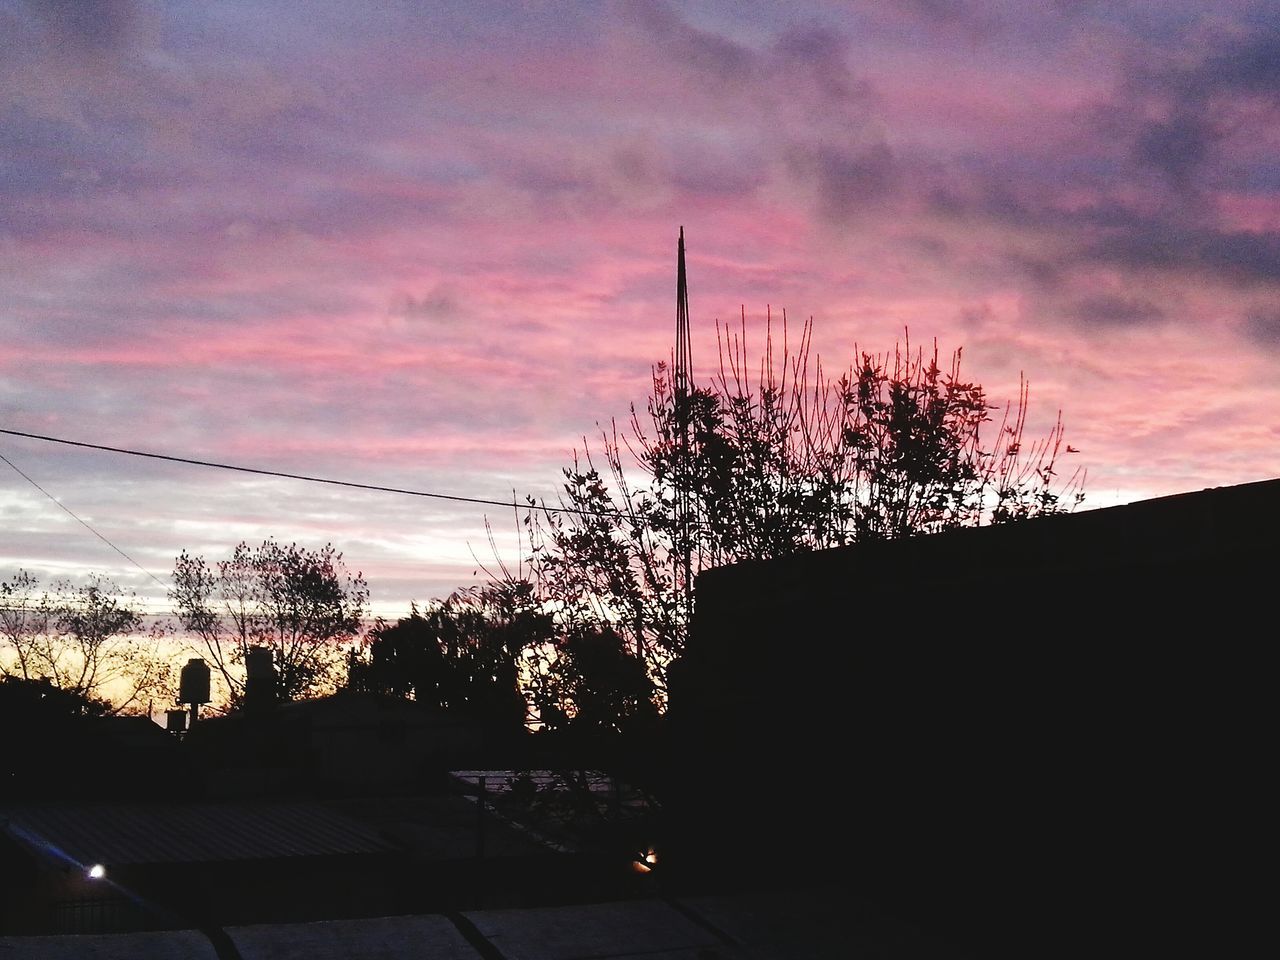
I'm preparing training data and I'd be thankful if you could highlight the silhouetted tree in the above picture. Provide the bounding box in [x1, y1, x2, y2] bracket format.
[346, 581, 541, 732]
[522, 319, 1084, 691]
[170, 539, 368, 703]
[524, 624, 659, 735]
[0, 570, 171, 714]
[0, 672, 107, 719]
[0, 569, 47, 682]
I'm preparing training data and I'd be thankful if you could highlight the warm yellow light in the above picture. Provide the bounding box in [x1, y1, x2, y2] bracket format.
[632, 847, 658, 873]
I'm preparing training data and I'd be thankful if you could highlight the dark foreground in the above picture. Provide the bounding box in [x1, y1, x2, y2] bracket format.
[0, 885, 961, 959]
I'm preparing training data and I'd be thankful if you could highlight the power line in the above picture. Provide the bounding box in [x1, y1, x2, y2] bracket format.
[0, 427, 611, 519]
[0, 450, 170, 590]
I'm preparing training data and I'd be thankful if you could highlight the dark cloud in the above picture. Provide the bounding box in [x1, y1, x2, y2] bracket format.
[1189, 21, 1280, 97]
[508, 159, 592, 196]
[394, 287, 462, 324]
[1132, 108, 1223, 189]
[622, 3, 883, 222]
[774, 25, 866, 102]
[796, 143, 897, 222]
[630, 2, 868, 110]
[927, 177, 1078, 234]
[669, 145, 767, 198]
[1111, 18, 1280, 192]
[1243, 308, 1280, 347]
[928, 164, 1280, 288]
[959, 302, 995, 330]
[0, 105, 160, 204]
[1014, 205, 1280, 288]
[907, 233, 950, 261]
[23, 0, 140, 53]
[1010, 255, 1067, 290]
[1086, 225, 1280, 285]
[1066, 295, 1165, 328]
[895, 0, 974, 23]
[846, 0, 986, 32]
[842, 0, 1102, 41]
[628, 0, 756, 85]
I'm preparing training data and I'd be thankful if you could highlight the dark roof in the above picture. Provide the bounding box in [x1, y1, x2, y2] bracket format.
[1, 801, 395, 866]
[696, 475, 1280, 593]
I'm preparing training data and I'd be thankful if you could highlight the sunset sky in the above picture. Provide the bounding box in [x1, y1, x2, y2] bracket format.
[2, 0, 1278, 618]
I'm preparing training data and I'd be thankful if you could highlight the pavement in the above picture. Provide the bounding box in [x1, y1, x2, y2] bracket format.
[0, 886, 965, 959]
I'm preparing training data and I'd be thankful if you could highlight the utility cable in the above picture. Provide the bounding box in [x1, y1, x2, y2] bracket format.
[0, 427, 617, 520]
[0, 450, 170, 590]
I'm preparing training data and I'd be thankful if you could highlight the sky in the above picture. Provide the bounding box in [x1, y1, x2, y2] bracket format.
[2, 0, 1279, 620]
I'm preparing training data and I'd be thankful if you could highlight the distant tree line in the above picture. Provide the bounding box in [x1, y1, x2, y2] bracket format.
[1, 539, 370, 715]
[509, 321, 1083, 716]
[170, 539, 368, 705]
[346, 322, 1084, 736]
[0, 571, 171, 715]
[1, 325, 1083, 737]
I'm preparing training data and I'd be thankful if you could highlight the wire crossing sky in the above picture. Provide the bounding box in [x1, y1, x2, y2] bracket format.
[0, 428, 627, 519]
[2, 1, 1279, 616]
[0, 448, 168, 589]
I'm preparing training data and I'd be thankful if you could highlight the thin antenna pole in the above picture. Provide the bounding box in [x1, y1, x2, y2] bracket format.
[674, 227, 694, 642]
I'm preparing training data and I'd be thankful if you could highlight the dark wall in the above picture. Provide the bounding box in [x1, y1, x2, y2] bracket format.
[669, 479, 1277, 954]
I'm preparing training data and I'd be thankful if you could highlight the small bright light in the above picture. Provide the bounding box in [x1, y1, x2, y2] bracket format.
[87, 864, 106, 880]
[632, 847, 658, 873]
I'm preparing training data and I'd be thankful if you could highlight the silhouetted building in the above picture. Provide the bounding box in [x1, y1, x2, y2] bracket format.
[185, 692, 496, 796]
[670, 478, 1276, 955]
[0, 680, 186, 801]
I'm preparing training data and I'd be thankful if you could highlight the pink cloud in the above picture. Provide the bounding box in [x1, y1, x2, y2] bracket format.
[2, 1, 1279, 618]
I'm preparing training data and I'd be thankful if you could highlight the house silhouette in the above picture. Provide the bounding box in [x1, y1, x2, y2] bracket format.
[668, 478, 1275, 954]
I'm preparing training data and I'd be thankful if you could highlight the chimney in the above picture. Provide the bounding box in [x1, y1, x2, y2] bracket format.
[244, 646, 277, 714]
